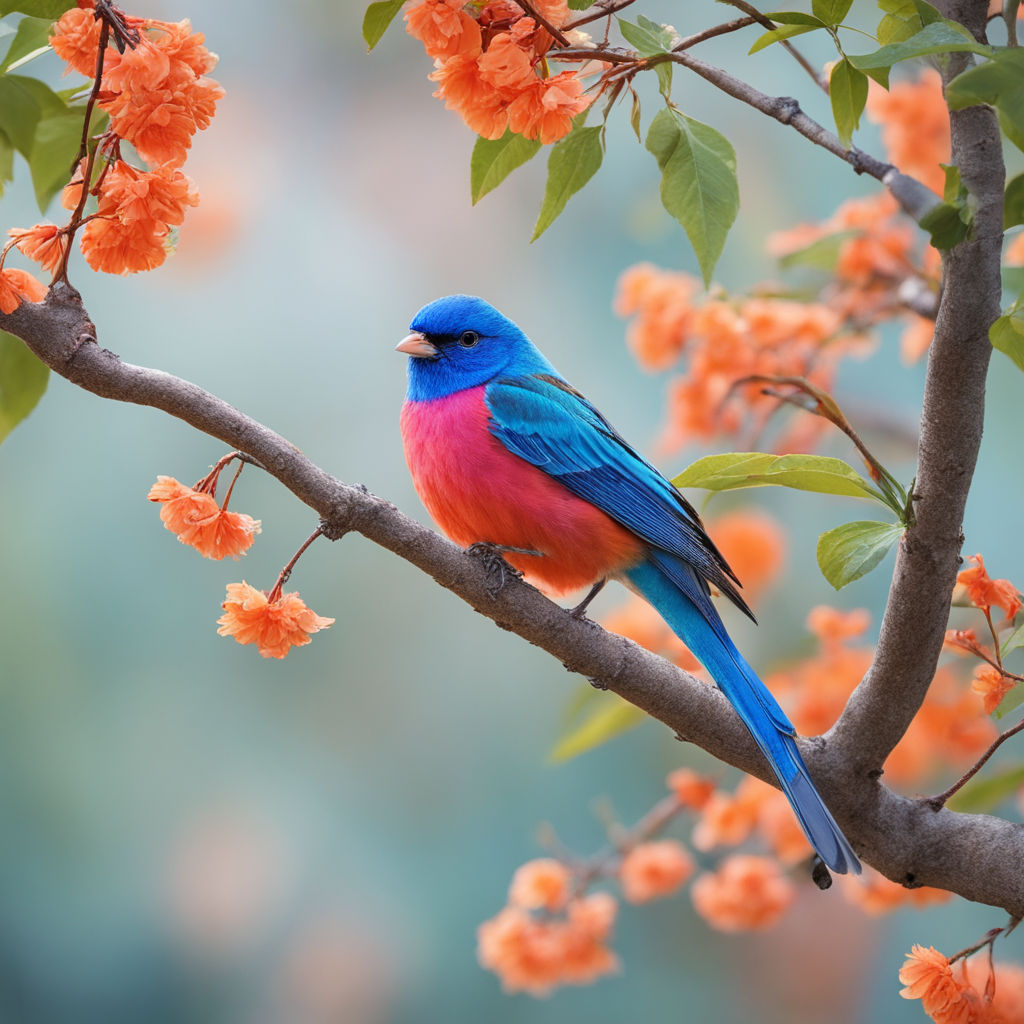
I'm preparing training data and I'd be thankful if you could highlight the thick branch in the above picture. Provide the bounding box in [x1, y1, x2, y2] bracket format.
[3, 282, 1024, 916]
[829, 12, 1005, 772]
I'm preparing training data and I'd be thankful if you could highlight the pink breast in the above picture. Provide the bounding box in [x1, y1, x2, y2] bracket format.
[400, 386, 645, 596]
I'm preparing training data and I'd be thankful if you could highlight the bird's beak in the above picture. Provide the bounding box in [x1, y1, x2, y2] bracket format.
[396, 332, 438, 358]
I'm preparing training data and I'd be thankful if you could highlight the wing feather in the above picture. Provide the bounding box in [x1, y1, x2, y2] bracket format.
[485, 374, 753, 620]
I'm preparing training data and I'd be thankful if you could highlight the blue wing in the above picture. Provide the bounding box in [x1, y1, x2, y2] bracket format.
[484, 372, 752, 620]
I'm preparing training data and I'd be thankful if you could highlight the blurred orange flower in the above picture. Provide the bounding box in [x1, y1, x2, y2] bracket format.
[619, 840, 694, 903]
[666, 768, 715, 810]
[508, 858, 571, 912]
[866, 71, 949, 195]
[477, 893, 618, 996]
[692, 778, 765, 851]
[691, 855, 795, 932]
[843, 870, 950, 916]
[708, 509, 786, 600]
[217, 582, 334, 660]
[1006, 233, 1024, 265]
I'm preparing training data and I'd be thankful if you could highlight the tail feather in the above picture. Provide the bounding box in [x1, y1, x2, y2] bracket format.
[624, 557, 860, 875]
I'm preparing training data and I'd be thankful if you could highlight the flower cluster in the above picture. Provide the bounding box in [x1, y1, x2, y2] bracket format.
[148, 466, 260, 561]
[478, 860, 618, 996]
[406, 0, 593, 143]
[5, 3, 222, 288]
[899, 945, 1024, 1023]
[945, 555, 1024, 718]
[766, 606, 996, 789]
[614, 263, 868, 451]
[148, 455, 333, 659]
[613, 71, 948, 451]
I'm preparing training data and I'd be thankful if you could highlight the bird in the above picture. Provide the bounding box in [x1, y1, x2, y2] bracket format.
[397, 294, 860, 875]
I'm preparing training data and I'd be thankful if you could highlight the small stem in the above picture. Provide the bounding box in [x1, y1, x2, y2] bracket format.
[268, 526, 325, 603]
[563, 0, 637, 31]
[1006, 0, 1021, 46]
[569, 792, 687, 897]
[928, 717, 1024, 809]
[516, 0, 571, 47]
[194, 449, 242, 495]
[713, 0, 827, 93]
[672, 17, 757, 51]
[55, 17, 111, 284]
[220, 459, 245, 512]
[985, 608, 1004, 671]
[949, 927, 1005, 965]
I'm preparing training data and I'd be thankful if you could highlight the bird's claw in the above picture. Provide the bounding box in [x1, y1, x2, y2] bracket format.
[468, 542, 530, 598]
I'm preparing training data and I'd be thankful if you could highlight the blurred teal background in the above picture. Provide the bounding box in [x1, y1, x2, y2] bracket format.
[1, 2, 1022, 1021]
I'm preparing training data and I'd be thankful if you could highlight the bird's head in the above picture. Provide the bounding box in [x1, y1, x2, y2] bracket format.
[398, 294, 552, 401]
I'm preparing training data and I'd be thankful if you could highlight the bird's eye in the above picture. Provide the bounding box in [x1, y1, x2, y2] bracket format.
[459, 330, 480, 348]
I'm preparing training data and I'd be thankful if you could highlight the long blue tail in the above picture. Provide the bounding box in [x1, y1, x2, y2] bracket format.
[625, 555, 860, 875]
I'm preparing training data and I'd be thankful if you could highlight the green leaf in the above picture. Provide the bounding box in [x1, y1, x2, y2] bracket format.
[362, 0, 404, 51]
[920, 201, 971, 249]
[618, 14, 674, 55]
[30, 109, 91, 213]
[947, 48, 1024, 154]
[629, 89, 642, 142]
[550, 693, 646, 762]
[0, 73, 42, 156]
[812, 0, 853, 25]
[816, 520, 904, 590]
[645, 107, 738, 286]
[830, 58, 868, 147]
[0, 128, 13, 198]
[764, 10, 827, 25]
[532, 124, 603, 240]
[777, 229, 857, 271]
[1, 15, 52, 71]
[470, 130, 542, 205]
[1002, 622, 1024, 656]
[749, 23, 819, 54]
[673, 452, 885, 502]
[0, 0, 72, 16]
[849, 21, 990, 73]
[0, 331, 48, 445]
[1005, 173, 1024, 230]
[990, 309, 1024, 372]
[568, 0, 598, 8]
[948, 764, 1024, 812]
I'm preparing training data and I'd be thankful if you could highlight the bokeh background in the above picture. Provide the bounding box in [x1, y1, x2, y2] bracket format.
[1, 2, 1022, 1021]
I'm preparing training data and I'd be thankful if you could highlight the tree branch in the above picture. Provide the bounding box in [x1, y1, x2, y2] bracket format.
[829, 8, 1005, 773]
[3, 282, 1024, 916]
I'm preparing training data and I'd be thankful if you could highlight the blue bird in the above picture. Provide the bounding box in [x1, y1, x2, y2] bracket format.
[398, 294, 860, 875]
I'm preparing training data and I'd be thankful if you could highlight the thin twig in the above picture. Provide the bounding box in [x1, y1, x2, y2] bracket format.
[673, 16, 757, 51]
[516, 0, 571, 47]
[563, 0, 637, 31]
[928, 717, 1024, 809]
[713, 0, 827, 92]
[269, 526, 326, 601]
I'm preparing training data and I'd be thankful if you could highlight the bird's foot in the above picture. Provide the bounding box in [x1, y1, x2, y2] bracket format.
[467, 542, 539, 598]
[569, 578, 607, 620]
